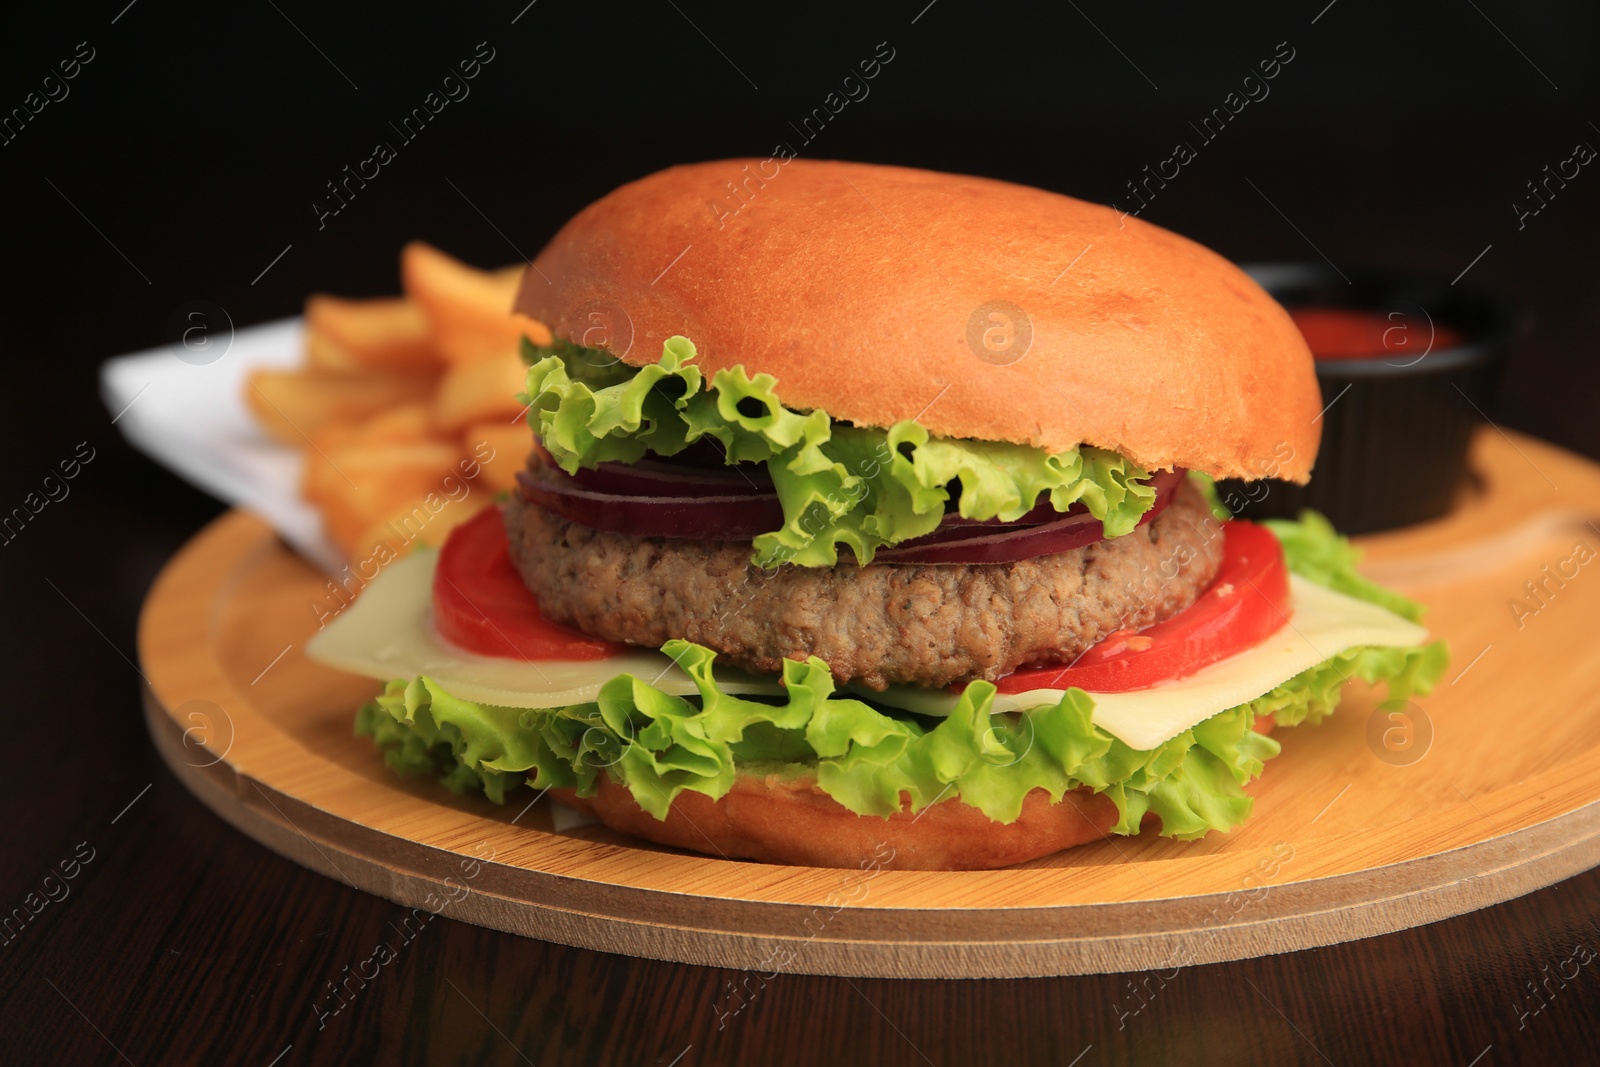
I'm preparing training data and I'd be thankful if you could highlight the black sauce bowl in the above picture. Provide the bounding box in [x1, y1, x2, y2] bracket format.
[1216, 262, 1517, 535]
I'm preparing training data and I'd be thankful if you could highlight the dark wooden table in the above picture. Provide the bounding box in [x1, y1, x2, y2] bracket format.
[5, 2, 1600, 1062]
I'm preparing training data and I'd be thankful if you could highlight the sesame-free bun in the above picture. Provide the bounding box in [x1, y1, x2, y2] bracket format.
[551, 776, 1125, 870]
[517, 159, 1320, 483]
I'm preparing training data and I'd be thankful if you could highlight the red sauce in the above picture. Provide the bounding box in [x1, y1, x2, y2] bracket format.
[432, 504, 625, 661]
[1289, 307, 1464, 360]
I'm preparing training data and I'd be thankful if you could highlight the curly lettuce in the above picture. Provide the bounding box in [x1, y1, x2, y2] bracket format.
[357, 635, 1445, 840]
[356, 509, 1449, 840]
[1265, 509, 1426, 622]
[520, 335, 1156, 567]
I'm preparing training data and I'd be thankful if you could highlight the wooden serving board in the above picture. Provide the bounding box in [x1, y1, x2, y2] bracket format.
[138, 428, 1600, 978]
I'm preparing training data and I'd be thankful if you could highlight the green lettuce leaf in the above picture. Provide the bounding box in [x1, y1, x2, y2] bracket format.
[1188, 470, 1232, 523]
[520, 336, 1156, 567]
[357, 632, 1446, 840]
[1266, 509, 1426, 622]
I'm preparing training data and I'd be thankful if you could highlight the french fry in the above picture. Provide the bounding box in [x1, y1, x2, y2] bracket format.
[301, 403, 457, 546]
[310, 482, 369, 553]
[310, 441, 465, 556]
[344, 401, 438, 445]
[433, 352, 529, 432]
[246, 369, 437, 445]
[246, 242, 559, 566]
[430, 311, 551, 365]
[302, 422, 351, 503]
[353, 496, 490, 560]
[304, 295, 439, 374]
[402, 242, 519, 318]
[401, 241, 551, 363]
[461, 420, 534, 494]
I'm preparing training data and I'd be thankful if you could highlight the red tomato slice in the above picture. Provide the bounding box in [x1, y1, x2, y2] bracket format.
[433, 504, 624, 661]
[994, 520, 1292, 695]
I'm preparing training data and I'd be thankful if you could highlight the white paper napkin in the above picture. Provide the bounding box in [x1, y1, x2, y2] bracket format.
[100, 317, 347, 575]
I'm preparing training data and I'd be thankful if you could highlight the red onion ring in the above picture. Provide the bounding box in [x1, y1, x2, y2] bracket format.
[568, 459, 772, 497]
[520, 452, 1186, 565]
[516, 469, 784, 540]
[532, 439, 771, 494]
[938, 497, 1084, 528]
[871, 468, 1186, 565]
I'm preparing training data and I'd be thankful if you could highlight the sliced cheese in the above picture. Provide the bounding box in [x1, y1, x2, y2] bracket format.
[306, 552, 1428, 753]
[872, 575, 1428, 751]
[304, 551, 786, 708]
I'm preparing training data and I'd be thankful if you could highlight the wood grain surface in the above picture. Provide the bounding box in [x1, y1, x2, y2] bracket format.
[129, 428, 1600, 979]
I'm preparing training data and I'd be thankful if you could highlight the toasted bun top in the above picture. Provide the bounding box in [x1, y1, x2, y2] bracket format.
[517, 159, 1319, 482]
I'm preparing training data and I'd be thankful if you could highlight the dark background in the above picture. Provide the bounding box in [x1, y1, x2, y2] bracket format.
[3, 1, 1599, 1064]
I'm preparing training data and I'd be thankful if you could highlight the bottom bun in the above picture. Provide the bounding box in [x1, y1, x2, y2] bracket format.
[551, 717, 1278, 871]
[554, 777, 1124, 870]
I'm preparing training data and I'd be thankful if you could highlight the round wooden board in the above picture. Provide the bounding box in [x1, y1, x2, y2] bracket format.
[137, 428, 1600, 978]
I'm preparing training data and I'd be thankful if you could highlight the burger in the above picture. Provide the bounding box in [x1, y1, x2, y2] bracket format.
[308, 160, 1447, 871]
